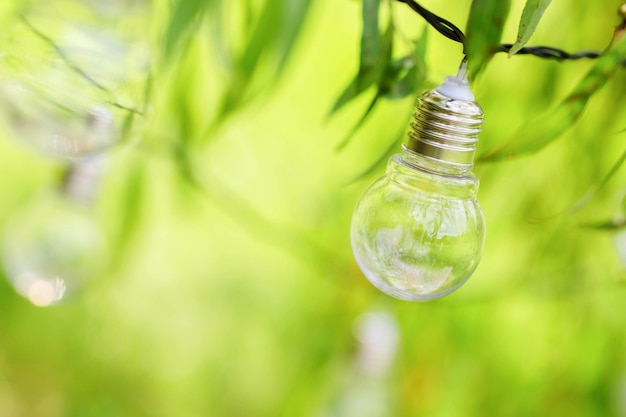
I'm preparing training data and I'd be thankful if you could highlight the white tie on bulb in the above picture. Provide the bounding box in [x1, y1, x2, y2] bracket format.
[350, 64, 486, 301]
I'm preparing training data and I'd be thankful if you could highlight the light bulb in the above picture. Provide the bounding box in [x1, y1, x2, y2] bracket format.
[2, 159, 108, 306]
[0, 0, 149, 158]
[350, 70, 486, 301]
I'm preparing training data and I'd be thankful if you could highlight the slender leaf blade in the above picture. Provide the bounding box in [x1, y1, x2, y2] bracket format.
[108, 161, 145, 270]
[509, 0, 552, 56]
[480, 33, 626, 162]
[465, 0, 511, 80]
[329, 16, 393, 114]
[580, 219, 626, 231]
[347, 123, 407, 184]
[218, 0, 312, 117]
[529, 142, 626, 223]
[360, 0, 382, 72]
[335, 94, 379, 151]
[164, 0, 214, 59]
[381, 58, 416, 99]
[382, 27, 428, 100]
[274, 0, 313, 72]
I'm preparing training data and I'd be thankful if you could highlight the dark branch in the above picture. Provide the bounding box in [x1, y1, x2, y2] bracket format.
[20, 16, 144, 116]
[395, 0, 465, 45]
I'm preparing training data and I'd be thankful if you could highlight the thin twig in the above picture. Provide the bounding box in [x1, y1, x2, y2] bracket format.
[20, 16, 144, 116]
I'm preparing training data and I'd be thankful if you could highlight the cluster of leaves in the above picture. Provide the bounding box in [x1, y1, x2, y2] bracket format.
[335, 0, 626, 162]
[0, 0, 321, 272]
[465, 0, 626, 224]
[163, 0, 313, 130]
[468, 0, 626, 161]
[111, 0, 319, 265]
[332, 0, 626, 161]
[330, 0, 429, 152]
[333, 0, 626, 219]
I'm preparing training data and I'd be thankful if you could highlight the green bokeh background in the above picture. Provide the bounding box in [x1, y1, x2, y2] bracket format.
[0, 0, 625, 416]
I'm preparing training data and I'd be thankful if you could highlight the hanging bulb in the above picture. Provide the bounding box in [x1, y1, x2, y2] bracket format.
[351, 64, 485, 301]
[2, 159, 108, 307]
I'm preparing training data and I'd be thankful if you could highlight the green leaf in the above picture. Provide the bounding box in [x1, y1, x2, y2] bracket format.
[529, 142, 626, 223]
[509, 0, 553, 56]
[329, 0, 392, 115]
[335, 28, 426, 151]
[274, 0, 313, 72]
[335, 94, 379, 151]
[580, 219, 626, 231]
[218, 0, 312, 117]
[465, 0, 511, 80]
[382, 28, 428, 100]
[480, 33, 626, 162]
[330, 77, 365, 116]
[108, 161, 145, 270]
[360, 0, 382, 72]
[380, 57, 415, 99]
[164, 0, 215, 60]
[346, 123, 406, 184]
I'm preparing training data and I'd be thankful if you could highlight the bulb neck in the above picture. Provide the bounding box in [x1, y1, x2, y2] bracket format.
[388, 149, 480, 199]
[59, 157, 106, 203]
[400, 146, 472, 177]
[405, 78, 484, 168]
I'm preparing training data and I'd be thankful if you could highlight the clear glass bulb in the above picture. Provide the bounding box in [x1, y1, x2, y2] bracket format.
[2, 162, 107, 307]
[351, 72, 486, 301]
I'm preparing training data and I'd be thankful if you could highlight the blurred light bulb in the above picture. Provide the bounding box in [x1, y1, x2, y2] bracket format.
[2, 159, 108, 306]
[0, 0, 149, 158]
[352, 311, 399, 377]
[351, 68, 486, 301]
[321, 311, 399, 417]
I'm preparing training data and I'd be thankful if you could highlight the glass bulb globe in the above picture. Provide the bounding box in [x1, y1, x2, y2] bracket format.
[351, 72, 486, 301]
[2, 163, 107, 307]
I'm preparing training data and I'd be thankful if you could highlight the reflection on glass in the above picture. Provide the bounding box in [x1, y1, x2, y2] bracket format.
[2, 160, 107, 306]
[321, 311, 399, 417]
[351, 150, 486, 301]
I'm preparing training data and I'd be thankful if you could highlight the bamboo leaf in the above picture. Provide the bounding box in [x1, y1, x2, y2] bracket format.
[335, 94, 379, 151]
[465, 0, 511, 80]
[335, 28, 426, 151]
[581, 219, 626, 231]
[480, 33, 626, 162]
[509, 0, 552, 56]
[329, 0, 391, 115]
[382, 28, 428, 99]
[529, 142, 626, 223]
[215, 0, 281, 117]
[164, 0, 215, 59]
[274, 0, 313, 72]
[238, 0, 291, 74]
[218, 0, 312, 117]
[330, 77, 364, 116]
[346, 124, 406, 184]
[583, 183, 626, 231]
[108, 161, 145, 270]
[380, 57, 415, 99]
[360, 0, 382, 72]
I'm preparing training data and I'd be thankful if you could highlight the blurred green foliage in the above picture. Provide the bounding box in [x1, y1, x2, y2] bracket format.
[0, 0, 625, 416]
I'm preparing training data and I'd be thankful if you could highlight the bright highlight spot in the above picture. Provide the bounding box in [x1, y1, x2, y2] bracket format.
[14, 271, 67, 307]
[28, 280, 57, 307]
